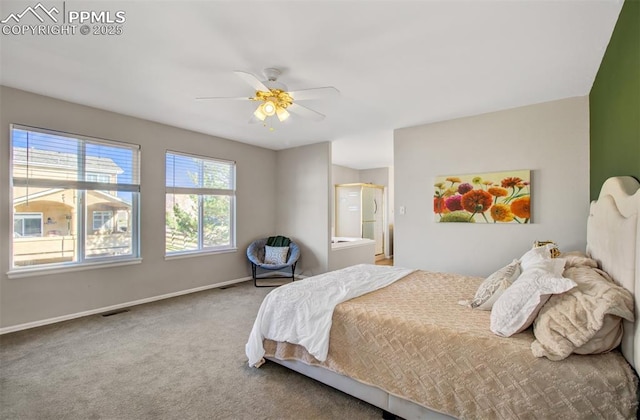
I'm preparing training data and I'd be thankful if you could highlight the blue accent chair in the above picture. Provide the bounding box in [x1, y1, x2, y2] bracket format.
[246, 237, 300, 287]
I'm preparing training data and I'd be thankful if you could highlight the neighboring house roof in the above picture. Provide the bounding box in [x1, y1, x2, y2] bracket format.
[13, 147, 124, 175]
[13, 188, 64, 204]
[87, 190, 131, 208]
[13, 189, 131, 209]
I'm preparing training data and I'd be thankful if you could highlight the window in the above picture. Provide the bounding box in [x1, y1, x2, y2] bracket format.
[165, 151, 236, 255]
[86, 173, 111, 183]
[14, 213, 43, 237]
[10, 124, 140, 271]
[92, 211, 113, 232]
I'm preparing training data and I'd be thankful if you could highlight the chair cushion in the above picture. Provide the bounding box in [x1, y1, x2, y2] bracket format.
[264, 246, 289, 265]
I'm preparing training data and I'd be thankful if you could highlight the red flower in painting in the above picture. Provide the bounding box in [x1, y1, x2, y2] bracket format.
[461, 190, 493, 214]
[501, 177, 523, 188]
[434, 197, 447, 214]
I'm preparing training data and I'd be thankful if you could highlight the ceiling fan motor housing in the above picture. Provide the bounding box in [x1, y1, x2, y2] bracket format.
[263, 68, 281, 81]
[262, 68, 287, 91]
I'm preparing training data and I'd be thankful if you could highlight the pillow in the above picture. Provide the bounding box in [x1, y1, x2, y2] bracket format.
[520, 244, 563, 273]
[530, 265, 634, 360]
[470, 260, 521, 310]
[490, 265, 575, 337]
[264, 246, 289, 265]
[533, 240, 560, 258]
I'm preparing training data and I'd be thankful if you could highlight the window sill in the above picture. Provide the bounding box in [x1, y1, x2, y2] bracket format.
[7, 258, 143, 279]
[165, 247, 237, 261]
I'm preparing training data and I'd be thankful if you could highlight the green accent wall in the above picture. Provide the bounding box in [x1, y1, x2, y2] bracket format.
[590, 0, 640, 200]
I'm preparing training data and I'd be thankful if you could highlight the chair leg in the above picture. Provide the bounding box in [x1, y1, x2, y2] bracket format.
[252, 263, 297, 287]
[252, 264, 258, 287]
[253, 264, 276, 288]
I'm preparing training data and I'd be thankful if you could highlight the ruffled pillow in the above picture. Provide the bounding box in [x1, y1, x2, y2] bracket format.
[490, 266, 575, 337]
[490, 244, 572, 337]
[520, 244, 563, 272]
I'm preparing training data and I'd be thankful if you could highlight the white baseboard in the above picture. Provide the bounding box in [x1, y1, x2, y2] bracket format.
[0, 276, 252, 335]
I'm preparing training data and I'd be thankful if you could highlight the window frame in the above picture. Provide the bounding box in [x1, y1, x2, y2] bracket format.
[165, 150, 236, 257]
[8, 124, 142, 277]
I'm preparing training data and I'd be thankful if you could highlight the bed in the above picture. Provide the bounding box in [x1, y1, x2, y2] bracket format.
[246, 176, 640, 419]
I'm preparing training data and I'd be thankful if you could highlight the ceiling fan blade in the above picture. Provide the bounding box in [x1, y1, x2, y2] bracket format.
[234, 71, 271, 93]
[288, 103, 326, 121]
[288, 87, 339, 101]
[196, 96, 252, 100]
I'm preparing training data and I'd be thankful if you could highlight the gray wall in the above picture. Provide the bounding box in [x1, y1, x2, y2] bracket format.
[0, 86, 277, 329]
[394, 97, 590, 276]
[276, 142, 332, 277]
[359, 168, 389, 186]
[332, 164, 360, 187]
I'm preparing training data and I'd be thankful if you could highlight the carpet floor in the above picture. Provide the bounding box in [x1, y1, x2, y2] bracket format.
[0, 281, 381, 419]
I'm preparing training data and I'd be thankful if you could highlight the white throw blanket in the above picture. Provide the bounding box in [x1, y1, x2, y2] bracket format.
[246, 264, 415, 367]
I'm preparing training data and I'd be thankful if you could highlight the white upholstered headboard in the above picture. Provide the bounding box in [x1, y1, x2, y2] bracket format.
[586, 176, 640, 370]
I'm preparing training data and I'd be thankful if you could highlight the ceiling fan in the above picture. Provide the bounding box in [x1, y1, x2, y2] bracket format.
[197, 68, 339, 127]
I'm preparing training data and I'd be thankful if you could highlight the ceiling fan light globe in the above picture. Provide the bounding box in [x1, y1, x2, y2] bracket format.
[262, 101, 276, 116]
[276, 107, 290, 122]
[254, 107, 267, 121]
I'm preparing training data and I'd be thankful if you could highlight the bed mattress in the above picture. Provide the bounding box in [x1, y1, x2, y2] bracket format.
[263, 270, 638, 418]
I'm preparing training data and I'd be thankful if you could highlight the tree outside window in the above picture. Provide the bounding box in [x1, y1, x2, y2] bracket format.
[165, 151, 235, 255]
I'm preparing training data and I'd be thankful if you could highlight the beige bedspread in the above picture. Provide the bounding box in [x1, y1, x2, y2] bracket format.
[264, 270, 638, 419]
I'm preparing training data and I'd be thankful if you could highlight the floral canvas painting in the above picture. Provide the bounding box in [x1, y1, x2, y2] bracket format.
[434, 170, 531, 223]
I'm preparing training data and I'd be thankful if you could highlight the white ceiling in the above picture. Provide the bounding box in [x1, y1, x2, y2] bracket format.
[0, 0, 622, 169]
